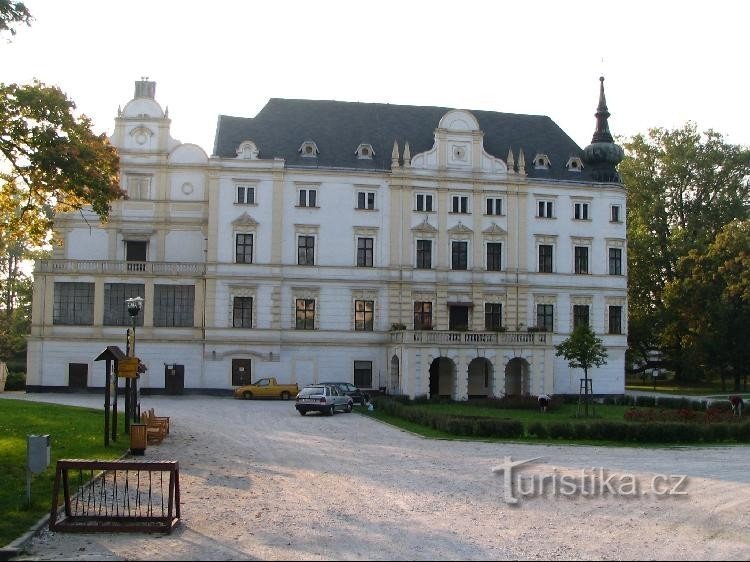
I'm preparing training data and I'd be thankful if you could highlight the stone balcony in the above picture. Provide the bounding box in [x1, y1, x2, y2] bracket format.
[389, 330, 549, 346]
[35, 259, 206, 276]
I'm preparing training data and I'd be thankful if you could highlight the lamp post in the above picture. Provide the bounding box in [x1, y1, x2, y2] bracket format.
[125, 297, 143, 426]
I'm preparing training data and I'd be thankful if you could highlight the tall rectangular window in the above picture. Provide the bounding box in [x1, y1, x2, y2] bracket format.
[574, 246, 589, 274]
[609, 305, 623, 334]
[573, 305, 590, 328]
[236, 233, 254, 264]
[609, 248, 622, 275]
[486, 243, 502, 271]
[451, 195, 469, 214]
[574, 202, 590, 220]
[53, 282, 94, 325]
[299, 188, 317, 207]
[233, 297, 253, 328]
[610, 205, 621, 222]
[538, 244, 553, 273]
[486, 197, 503, 216]
[103, 283, 145, 326]
[537, 304, 554, 332]
[295, 299, 316, 330]
[153, 285, 195, 327]
[414, 301, 433, 330]
[357, 191, 376, 210]
[451, 241, 468, 270]
[416, 193, 434, 212]
[485, 303, 503, 331]
[354, 300, 374, 331]
[126, 175, 150, 200]
[298, 236, 315, 265]
[237, 185, 255, 205]
[354, 361, 373, 388]
[126, 241, 147, 262]
[357, 237, 374, 267]
[537, 200, 554, 218]
[416, 240, 432, 269]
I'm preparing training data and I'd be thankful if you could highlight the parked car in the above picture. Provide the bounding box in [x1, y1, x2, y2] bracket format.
[233, 377, 299, 400]
[295, 384, 353, 416]
[319, 382, 370, 405]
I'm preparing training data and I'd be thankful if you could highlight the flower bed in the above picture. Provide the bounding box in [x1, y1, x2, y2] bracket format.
[624, 406, 736, 424]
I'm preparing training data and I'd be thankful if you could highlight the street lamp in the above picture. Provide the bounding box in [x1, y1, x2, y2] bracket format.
[124, 296, 143, 426]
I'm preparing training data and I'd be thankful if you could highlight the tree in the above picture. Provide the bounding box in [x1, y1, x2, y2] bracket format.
[663, 220, 750, 391]
[619, 124, 750, 380]
[0, 0, 31, 37]
[555, 324, 608, 417]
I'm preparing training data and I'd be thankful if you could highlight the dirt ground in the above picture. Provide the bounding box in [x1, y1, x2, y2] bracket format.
[4, 393, 750, 561]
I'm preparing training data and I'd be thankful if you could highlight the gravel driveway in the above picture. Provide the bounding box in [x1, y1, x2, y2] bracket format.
[5, 393, 750, 560]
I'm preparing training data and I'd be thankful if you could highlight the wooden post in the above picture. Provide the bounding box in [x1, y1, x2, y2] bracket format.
[104, 359, 111, 447]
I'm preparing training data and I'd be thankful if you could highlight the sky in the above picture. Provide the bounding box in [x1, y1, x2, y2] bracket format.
[3, 0, 749, 155]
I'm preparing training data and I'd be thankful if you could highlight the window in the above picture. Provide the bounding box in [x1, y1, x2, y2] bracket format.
[298, 236, 315, 265]
[537, 304, 554, 332]
[53, 282, 94, 325]
[414, 301, 433, 330]
[485, 303, 503, 331]
[537, 200, 554, 218]
[354, 360, 373, 388]
[233, 297, 253, 328]
[103, 283, 145, 326]
[416, 193, 434, 212]
[573, 305, 590, 328]
[237, 185, 255, 205]
[451, 195, 469, 214]
[566, 157, 583, 172]
[451, 241, 468, 270]
[357, 191, 376, 210]
[538, 244, 553, 273]
[126, 241, 147, 262]
[574, 246, 589, 274]
[357, 237, 374, 267]
[154, 285, 195, 327]
[609, 248, 622, 275]
[295, 299, 315, 330]
[355, 300, 374, 331]
[126, 175, 150, 200]
[298, 188, 317, 207]
[534, 154, 551, 169]
[355, 144, 374, 159]
[574, 202, 590, 220]
[486, 197, 503, 216]
[609, 305, 623, 334]
[611, 205, 621, 223]
[236, 233, 254, 264]
[487, 243, 502, 271]
[415, 240, 432, 269]
[299, 141, 319, 157]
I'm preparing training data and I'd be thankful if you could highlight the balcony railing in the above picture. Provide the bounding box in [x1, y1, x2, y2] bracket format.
[36, 260, 206, 276]
[390, 330, 548, 346]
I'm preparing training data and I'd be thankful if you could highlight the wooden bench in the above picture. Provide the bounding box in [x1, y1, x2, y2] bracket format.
[141, 411, 168, 444]
[148, 408, 170, 435]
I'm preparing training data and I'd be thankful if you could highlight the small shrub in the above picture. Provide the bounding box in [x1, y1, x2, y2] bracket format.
[547, 422, 573, 439]
[5, 371, 26, 391]
[527, 421, 548, 439]
[635, 395, 656, 408]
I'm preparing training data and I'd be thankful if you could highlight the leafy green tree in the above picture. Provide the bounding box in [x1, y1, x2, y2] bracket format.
[619, 124, 750, 380]
[555, 324, 608, 416]
[0, 0, 31, 36]
[663, 220, 750, 391]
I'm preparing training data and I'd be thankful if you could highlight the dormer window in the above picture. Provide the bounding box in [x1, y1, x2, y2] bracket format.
[355, 144, 375, 160]
[299, 141, 319, 158]
[236, 140, 259, 160]
[566, 157, 584, 172]
[534, 154, 551, 170]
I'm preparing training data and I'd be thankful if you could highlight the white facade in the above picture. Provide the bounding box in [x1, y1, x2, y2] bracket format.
[27, 81, 627, 398]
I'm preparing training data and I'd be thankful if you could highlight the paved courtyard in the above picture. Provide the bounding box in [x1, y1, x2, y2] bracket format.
[4, 392, 750, 560]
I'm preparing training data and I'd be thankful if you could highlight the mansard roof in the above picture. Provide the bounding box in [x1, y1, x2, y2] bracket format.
[213, 98, 589, 180]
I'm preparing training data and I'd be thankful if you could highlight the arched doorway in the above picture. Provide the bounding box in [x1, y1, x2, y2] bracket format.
[429, 357, 456, 399]
[390, 355, 400, 395]
[504, 358, 530, 396]
[468, 358, 493, 398]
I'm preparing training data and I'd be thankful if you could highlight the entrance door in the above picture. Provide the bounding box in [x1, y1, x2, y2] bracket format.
[68, 363, 88, 390]
[165, 364, 185, 395]
[449, 305, 470, 331]
[232, 359, 252, 386]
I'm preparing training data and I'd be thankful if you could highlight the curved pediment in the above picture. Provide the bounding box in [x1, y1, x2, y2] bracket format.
[439, 110, 480, 132]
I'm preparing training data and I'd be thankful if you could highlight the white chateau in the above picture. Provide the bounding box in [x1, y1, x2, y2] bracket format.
[26, 79, 627, 398]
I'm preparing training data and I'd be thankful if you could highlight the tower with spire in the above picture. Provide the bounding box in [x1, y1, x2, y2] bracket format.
[582, 76, 624, 183]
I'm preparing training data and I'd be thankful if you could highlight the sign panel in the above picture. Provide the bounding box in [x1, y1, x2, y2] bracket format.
[117, 358, 139, 378]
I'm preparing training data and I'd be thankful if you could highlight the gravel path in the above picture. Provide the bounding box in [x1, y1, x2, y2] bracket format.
[4, 393, 750, 560]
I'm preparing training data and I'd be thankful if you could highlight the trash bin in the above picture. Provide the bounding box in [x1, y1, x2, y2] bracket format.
[129, 423, 147, 456]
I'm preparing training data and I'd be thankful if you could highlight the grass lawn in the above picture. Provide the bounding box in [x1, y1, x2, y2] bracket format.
[0, 399, 127, 547]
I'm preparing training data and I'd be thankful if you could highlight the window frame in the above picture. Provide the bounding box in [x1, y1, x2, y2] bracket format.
[538, 244, 553, 273]
[415, 193, 434, 212]
[574, 202, 590, 220]
[298, 188, 318, 208]
[232, 296, 254, 328]
[416, 239, 432, 269]
[609, 247, 622, 275]
[354, 299, 374, 331]
[536, 303, 554, 332]
[486, 197, 504, 216]
[357, 237, 374, 267]
[153, 284, 195, 328]
[610, 204, 622, 223]
[413, 301, 433, 331]
[356, 191, 376, 210]
[537, 200, 554, 218]
[236, 185, 256, 205]
[608, 305, 623, 334]
[486, 242, 502, 272]
[53, 282, 95, 326]
[295, 298, 316, 330]
[451, 240, 468, 270]
[573, 304, 590, 328]
[451, 195, 469, 214]
[354, 360, 373, 389]
[574, 246, 589, 274]
[484, 303, 503, 331]
[235, 233, 254, 264]
[297, 235, 315, 266]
